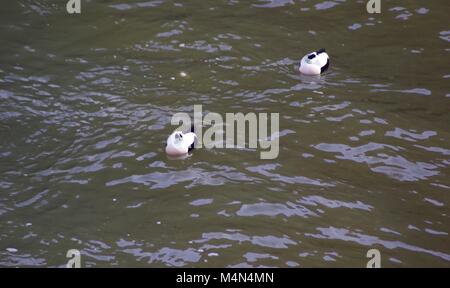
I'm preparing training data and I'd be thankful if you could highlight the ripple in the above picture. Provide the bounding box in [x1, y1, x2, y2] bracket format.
[253, 0, 293, 8]
[300, 195, 373, 211]
[109, 0, 164, 11]
[306, 227, 450, 262]
[415, 8, 430, 15]
[15, 189, 48, 208]
[247, 163, 334, 187]
[385, 128, 436, 142]
[314, 142, 439, 181]
[123, 247, 201, 267]
[371, 87, 432, 96]
[348, 23, 362, 31]
[0, 253, 46, 267]
[236, 202, 316, 217]
[190, 198, 214, 206]
[439, 31, 450, 42]
[157, 29, 183, 38]
[315, 1, 339, 10]
[312, 101, 351, 112]
[195, 231, 297, 249]
[106, 166, 256, 189]
[244, 252, 278, 262]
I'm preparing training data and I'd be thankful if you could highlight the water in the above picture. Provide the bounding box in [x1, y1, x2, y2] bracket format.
[0, 0, 449, 267]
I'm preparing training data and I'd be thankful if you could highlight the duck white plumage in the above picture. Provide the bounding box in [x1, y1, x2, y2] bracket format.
[165, 131, 197, 156]
[299, 48, 330, 75]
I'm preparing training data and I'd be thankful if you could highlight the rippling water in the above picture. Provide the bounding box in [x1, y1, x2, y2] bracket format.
[0, 0, 449, 267]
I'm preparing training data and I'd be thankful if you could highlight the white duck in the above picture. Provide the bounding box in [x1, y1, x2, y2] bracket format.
[299, 48, 330, 75]
[165, 130, 197, 156]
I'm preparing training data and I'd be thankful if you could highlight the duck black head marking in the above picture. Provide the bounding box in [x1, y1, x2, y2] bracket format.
[175, 132, 183, 140]
[307, 53, 316, 59]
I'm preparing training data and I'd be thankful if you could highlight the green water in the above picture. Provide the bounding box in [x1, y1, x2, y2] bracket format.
[0, 0, 449, 267]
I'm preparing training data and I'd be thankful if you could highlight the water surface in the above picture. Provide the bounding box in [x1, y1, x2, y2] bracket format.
[0, 0, 449, 267]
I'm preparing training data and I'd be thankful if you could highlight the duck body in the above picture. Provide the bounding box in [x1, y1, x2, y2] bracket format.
[299, 48, 329, 75]
[165, 131, 196, 156]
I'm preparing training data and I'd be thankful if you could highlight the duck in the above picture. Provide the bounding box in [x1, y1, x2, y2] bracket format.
[165, 130, 197, 156]
[299, 48, 329, 75]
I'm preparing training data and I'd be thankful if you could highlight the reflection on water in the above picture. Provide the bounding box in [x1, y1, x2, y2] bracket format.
[0, 0, 449, 267]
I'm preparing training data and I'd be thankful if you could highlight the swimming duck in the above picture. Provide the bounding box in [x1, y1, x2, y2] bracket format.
[165, 130, 197, 156]
[299, 48, 329, 75]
